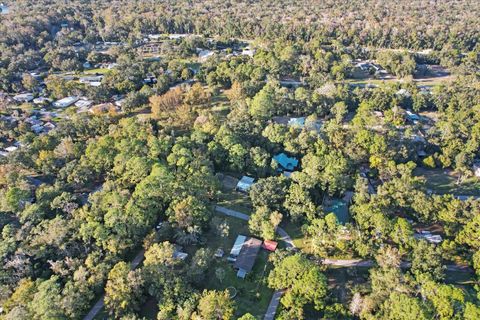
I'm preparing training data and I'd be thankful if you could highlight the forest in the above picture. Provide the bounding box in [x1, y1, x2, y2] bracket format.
[0, 0, 480, 319]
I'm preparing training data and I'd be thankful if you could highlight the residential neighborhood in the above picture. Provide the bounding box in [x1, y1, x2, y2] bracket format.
[0, 1, 479, 319]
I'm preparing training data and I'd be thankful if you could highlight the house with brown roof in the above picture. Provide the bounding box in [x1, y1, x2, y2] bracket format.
[234, 237, 262, 279]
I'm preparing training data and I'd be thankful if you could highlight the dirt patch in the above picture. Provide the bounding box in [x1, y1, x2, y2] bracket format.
[219, 174, 238, 190]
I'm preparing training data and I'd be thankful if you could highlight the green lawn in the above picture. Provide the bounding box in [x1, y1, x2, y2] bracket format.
[280, 220, 308, 251]
[84, 68, 112, 74]
[217, 189, 253, 215]
[415, 168, 480, 196]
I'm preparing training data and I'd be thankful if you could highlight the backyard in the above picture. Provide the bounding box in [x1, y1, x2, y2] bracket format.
[201, 213, 273, 317]
[415, 167, 480, 196]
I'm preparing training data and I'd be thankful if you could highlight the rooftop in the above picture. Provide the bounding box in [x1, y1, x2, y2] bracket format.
[273, 153, 299, 171]
[234, 237, 262, 274]
[236, 176, 255, 192]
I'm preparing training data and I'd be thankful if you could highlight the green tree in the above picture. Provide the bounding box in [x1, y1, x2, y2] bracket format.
[104, 262, 144, 317]
[380, 292, 431, 320]
[268, 254, 327, 315]
[194, 290, 235, 320]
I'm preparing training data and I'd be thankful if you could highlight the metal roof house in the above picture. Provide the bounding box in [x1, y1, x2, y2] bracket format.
[234, 237, 262, 279]
[227, 235, 247, 262]
[273, 153, 299, 172]
[236, 176, 255, 193]
[53, 96, 79, 108]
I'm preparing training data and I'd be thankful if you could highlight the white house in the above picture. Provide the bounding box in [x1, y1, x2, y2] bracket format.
[53, 96, 79, 108]
[236, 176, 255, 192]
[33, 97, 51, 105]
[13, 93, 34, 103]
[4, 146, 18, 153]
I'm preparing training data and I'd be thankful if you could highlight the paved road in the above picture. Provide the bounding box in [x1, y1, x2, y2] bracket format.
[322, 258, 472, 272]
[264, 290, 285, 320]
[214, 205, 250, 221]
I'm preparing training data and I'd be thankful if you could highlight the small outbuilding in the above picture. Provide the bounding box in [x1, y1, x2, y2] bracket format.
[236, 176, 255, 193]
[262, 240, 278, 252]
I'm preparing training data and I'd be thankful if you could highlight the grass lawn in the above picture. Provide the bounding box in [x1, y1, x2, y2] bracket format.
[414, 167, 480, 196]
[84, 68, 112, 74]
[201, 214, 273, 318]
[280, 220, 308, 251]
[203, 251, 273, 318]
[217, 189, 253, 215]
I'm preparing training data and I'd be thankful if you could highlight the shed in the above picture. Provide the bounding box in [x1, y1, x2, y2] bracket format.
[234, 237, 262, 278]
[273, 153, 299, 171]
[236, 176, 254, 192]
[262, 240, 278, 252]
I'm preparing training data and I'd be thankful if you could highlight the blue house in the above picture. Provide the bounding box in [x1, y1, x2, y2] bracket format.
[273, 153, 299, 172]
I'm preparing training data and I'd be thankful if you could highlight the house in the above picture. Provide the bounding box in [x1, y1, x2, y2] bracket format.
[241, 46, 255, 57]
[31, 124, 44, 134]
[414, 231, 442, 244]
[83, 61, 92, 69]
[33, 97, 51, 105]
[234, 237, 262, 278]
[4, 146, 18, 153]
[227, 235, 247, 262]
[143, 76, 157, 85]
[262, 240, 278, 252]
[53, 96, 78, 108]
[273, 153, 299, 172]
[75, 99, 93, 109]
[406, 110, 420, 123]
[287, 117, 306, 128]
[324, 199, 350, 225]
[13, 93, 34, 103]
[236, 176, 255, 192]
[79, 75, 103, 85]
[168, 34, 189, 40]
